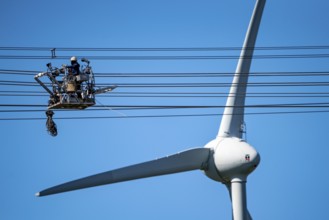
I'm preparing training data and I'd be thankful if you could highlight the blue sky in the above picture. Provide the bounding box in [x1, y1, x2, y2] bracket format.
[1, 0, 329, 219]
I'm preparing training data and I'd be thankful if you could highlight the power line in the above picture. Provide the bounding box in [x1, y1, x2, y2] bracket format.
[1, 45, 329, 61]
[1, 45, 329, 51]
[1, 90, 329, 99]
[2, 94, 329, 98]
[1, 104, 329, 113]
[94, 71, 329, 78]
[1, 90, 329, 100]
[1, 102, 329, 109]
[3, 69, 329, 77]
[2, 90, 329, 96]
[1, 109, 329, 121]
[1, 54, 329, 60]
[1, 80, 329, 88]
[2, 90, 329, 95]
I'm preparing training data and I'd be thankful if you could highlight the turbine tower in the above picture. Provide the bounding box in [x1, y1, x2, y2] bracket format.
[37, 1, 266, 219]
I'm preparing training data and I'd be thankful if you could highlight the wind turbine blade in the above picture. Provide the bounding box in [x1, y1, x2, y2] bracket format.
[218, 0, 266, 138]
[36, 148, 210, 197]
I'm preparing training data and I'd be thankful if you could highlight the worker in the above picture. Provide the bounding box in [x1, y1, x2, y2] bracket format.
[66, 56, 82, 98]
[67, 56, 80, 76]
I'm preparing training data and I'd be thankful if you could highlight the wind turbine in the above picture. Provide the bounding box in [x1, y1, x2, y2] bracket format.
[36, 0, 266, 219]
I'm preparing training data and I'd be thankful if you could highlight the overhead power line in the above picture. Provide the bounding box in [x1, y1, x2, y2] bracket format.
[1, 109, 329, 121]
[2, 91, 329, 100]
[1, 45, 329, 51]
[1, 54, 329, 60]
[1, 80, 329, 88]
[2, 69, 329, 77]
[1, 102, 329, 109]
[2, 45, 329, 61]
[1, 93, 329, 99]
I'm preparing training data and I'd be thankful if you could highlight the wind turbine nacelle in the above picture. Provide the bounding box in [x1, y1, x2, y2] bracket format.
[203, 137, 260, 183]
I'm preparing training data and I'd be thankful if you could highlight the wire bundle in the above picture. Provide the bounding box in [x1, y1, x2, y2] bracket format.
[45, 110, 57, 137]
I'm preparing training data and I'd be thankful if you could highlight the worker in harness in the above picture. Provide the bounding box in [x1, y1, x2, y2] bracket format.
[66, 56, 82, 98]
[67, 56, 80, 75]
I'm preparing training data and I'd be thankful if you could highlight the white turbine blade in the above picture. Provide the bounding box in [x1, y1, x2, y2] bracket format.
[218, 0, 266, 138]
[36, 148, 210, 197]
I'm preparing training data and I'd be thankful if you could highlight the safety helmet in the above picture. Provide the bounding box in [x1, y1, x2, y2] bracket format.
[70, 56, 77, 62]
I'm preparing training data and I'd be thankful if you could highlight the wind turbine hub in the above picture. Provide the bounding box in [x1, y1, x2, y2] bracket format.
[204, 137, 260, 183]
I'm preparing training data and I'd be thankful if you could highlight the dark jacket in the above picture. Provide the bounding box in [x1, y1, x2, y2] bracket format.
[67, 61, 80, 75]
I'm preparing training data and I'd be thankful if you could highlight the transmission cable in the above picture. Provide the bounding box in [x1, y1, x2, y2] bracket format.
[1, 54, 329, 60]
[3, 69, 329, 77]
[2, 45, 329, 51]
[2, 80, 329, 88]
[1, 109, 329, 121]
[1, 102, 329, 109]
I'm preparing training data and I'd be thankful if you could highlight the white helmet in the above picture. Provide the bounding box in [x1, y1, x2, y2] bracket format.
[70, 56, 77, 62]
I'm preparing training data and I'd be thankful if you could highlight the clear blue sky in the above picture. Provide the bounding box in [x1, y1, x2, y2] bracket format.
[1, 0, 329, 219]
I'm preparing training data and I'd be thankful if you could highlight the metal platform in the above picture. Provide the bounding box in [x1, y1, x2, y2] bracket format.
[48, 101, 95, 110]
[48, 94, 95, 110]
[35, 59, 115, 111]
